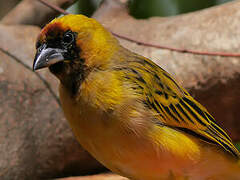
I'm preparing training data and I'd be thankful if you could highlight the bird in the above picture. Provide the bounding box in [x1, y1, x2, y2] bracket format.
[33, 14, 240, 179]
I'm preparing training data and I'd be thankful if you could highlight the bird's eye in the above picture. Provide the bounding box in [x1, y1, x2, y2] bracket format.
[62, 31, 74, 46]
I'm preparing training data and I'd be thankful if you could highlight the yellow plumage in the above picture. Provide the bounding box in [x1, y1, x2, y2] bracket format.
[33, 14, 240, 179]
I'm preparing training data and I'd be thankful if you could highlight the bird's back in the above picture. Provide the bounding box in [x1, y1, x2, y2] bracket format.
[113, 47, 240, 159]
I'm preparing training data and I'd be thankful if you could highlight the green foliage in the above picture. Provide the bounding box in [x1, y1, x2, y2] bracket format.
[77, 0, 101, 17]
[68, 0, 101, 17]
[128, 0, 234, 18]
[68, 0, 234, 18]
[236, 142, 240, 151]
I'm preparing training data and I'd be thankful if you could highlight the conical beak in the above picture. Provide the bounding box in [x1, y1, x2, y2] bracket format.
[33, 43, 67, 71]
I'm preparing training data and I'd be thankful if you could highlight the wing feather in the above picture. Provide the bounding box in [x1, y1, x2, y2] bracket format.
[121, 55, 240, 158]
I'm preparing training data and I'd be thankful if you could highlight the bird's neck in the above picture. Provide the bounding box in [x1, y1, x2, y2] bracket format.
[49, 61, 86, 96]
[77, 29, 120, 70]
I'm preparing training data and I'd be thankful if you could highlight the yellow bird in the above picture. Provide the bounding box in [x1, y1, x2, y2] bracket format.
[33, 15, 240, 179]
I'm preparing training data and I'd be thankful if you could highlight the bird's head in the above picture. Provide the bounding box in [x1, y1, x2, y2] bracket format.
[33, 14, 118, 82]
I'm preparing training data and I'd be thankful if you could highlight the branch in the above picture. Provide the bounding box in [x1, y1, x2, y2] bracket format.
[1, 0, 76, 27]
[111, 32, 240, 57]
[38, 0, 70, 15]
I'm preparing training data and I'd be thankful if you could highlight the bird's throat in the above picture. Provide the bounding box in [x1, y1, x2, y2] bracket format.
[49, 61, 65, 75]
[49, 61, 85, 97]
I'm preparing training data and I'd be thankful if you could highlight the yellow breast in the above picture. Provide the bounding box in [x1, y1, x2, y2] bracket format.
[58, 82, 206, 180]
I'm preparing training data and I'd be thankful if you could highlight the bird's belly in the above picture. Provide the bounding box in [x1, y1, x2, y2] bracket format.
[59, 100, 182, 178]
[67, 113, 239, 180]
[62, 108, 198, 179]
[59, 85, 234, 180]
[71, 122, 198, 180]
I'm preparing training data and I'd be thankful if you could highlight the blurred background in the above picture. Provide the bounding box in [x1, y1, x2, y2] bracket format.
[0, 0, 239, 179]
[0, 0, 234, 19]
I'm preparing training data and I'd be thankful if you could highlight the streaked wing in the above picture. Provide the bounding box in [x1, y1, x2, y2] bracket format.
[122, 54, 240, 158]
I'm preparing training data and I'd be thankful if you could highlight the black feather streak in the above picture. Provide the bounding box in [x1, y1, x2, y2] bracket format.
[162, 104, 180, 123]
[169, 104, 186, 123]
[175, 104, 193, 124]
[183, 97, 209, 123]
[180, 99, 206, 126]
